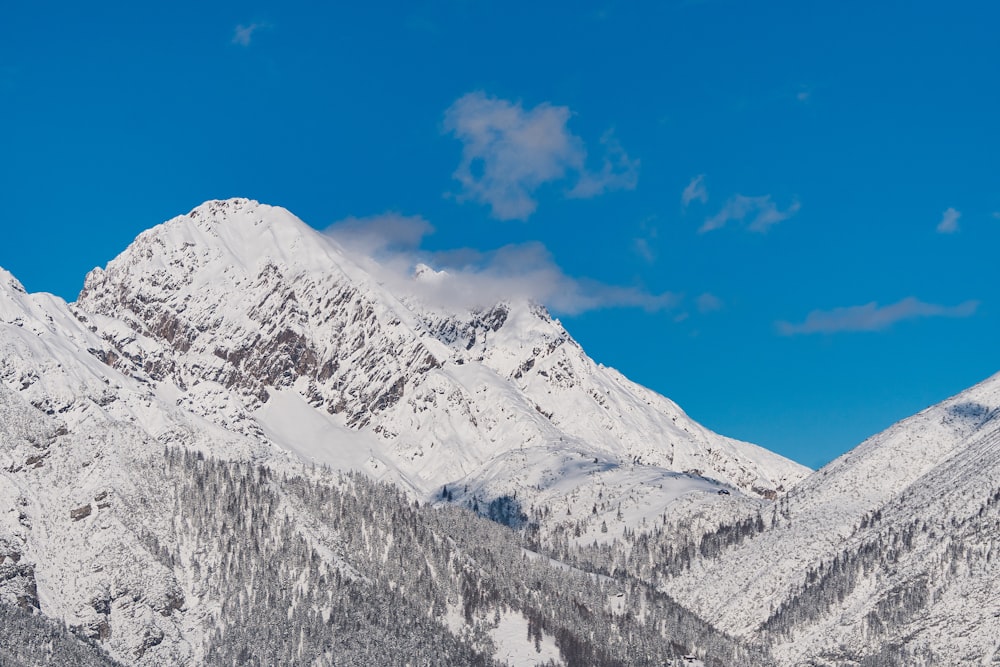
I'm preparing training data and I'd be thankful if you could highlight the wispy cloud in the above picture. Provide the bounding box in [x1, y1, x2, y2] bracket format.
[325, 213, 676, 315]
[936, 207, 961, 234]
[632, 215, 659, 263]
[443, 92, 638, 220]
[567, 130, 639, 199]
[323, 213, 434, 255]
[232, 23, 265, 46]
[633, 238, 655, 263]
[777, 297, 979, 335]
[696, 292, 723, 313]
[701, 194, 800, 233]
[681, 174, 707, 208]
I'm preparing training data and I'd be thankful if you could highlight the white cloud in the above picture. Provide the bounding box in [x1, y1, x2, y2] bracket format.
[696, 292, 723, 313]
[567, 130, 639, 199]
[325, 213, 676, 315]
[233, 22, 271, 46]
[632, 215, 659, 263]
[992, 211, 1000, 220]
[324, 213, 433, 255]
[232, 23, 263, 46]
[936, 207, 961, 234]
[701, 194, 800, 233]
[443, 92, 638, 220]
[682, 174, 708, 207]
[777, 297, 978, 335]
[633, 238, 655, 263]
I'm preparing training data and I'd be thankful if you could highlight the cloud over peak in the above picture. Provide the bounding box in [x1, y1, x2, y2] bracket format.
[325, 213, 675, 316]
[696, 292, 723, 313]
[701, 194, 800, 233]
[324, 212, 433, 256]
[777, 297, 979, 335]
[443, 92, 638, 220]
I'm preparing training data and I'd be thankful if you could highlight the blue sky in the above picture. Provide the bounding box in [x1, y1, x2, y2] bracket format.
[2, 2, 998, 468]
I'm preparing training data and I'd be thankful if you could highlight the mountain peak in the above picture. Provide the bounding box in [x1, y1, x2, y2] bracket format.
[77, 198, 381, 322]
[0, 267, 27, 295]
[132, 197, 339, 273]
[72, 201, 808, 507]
[187, 196, 260, 215]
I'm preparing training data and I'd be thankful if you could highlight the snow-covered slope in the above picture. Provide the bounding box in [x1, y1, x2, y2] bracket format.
[4, 197, 997, 665]
[0, 268, 272, 664]
[662, 371, 1000, 665]
[1, 259, 768, 666]
[74, 198, 807, 519]
[0, 198, 807, 665]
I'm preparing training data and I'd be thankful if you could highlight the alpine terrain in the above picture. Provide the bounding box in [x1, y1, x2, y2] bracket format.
[1, 198, 997, 666]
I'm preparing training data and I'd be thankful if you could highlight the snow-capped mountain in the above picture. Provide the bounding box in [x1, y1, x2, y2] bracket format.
[74, 198, 807, 516]
[0, 198, 808, 665]
[0, 231, 782, 666]
[0, 262, 285, 663]
[9, 197, 994, 665]
[659, 371, 1000, 665]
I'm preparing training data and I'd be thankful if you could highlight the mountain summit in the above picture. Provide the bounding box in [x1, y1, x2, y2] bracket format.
[76, 199, 808, 508]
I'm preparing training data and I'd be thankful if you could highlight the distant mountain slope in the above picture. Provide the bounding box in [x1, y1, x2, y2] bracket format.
[659, 371, 1000, 665]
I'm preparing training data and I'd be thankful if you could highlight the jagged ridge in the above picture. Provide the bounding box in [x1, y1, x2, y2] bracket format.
[74, 198, 808, 508]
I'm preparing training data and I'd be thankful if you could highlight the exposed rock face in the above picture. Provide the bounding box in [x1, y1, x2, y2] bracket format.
[0, 199, 807, 665]
[76, 200, 446, 437]
[75, 198, 808, 502]
[0, 266, 276, 666]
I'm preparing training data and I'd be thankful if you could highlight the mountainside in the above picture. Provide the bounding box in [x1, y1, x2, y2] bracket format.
[0, 199, 805, 666]
[656, 372, 1000, 665]
[0, 260, 767, 664]
[0, 370, 763, 666]
[0, 601, 123, 666]
[0, 267, 281, 663]
[74, 199, 807, 526]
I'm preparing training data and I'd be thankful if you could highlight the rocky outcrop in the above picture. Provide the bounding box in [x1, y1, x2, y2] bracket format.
[73, 199, 808, 503]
